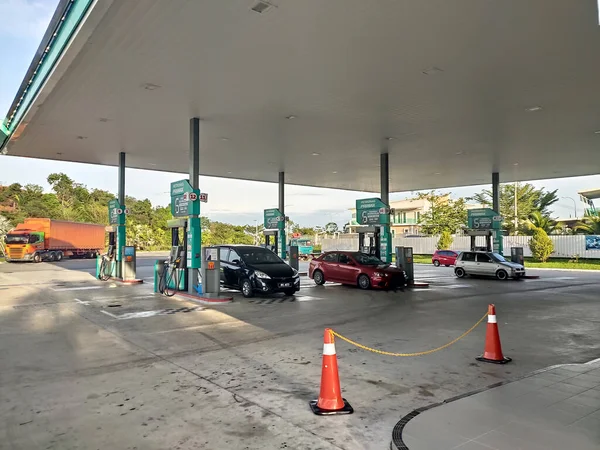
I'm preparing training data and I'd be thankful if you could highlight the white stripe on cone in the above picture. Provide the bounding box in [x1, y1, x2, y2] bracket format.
[488, 314, 497, 323]
[323, 343, 336, 355]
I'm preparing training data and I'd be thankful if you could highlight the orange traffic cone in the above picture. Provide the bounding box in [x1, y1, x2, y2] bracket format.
[476, 304, 512, 364]
[309, 328, 354, 415]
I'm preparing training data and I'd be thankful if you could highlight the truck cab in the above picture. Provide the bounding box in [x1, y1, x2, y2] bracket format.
[4, 231, 46, 262]
[4, 230, 45, 262]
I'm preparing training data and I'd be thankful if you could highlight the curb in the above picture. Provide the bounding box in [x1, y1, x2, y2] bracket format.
[104, 277, 144, 285]
[174, 291, 233, 305]
[389, 359, 599, 449]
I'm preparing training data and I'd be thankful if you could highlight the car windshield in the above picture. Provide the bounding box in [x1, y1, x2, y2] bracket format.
[239, 248, 284, 264]
[351, 252, 385, 266]
[5, 234, 29, 244]
[490, 253, 507, 262]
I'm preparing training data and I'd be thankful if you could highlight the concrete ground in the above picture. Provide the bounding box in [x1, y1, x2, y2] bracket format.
[0, 257, 599, 449]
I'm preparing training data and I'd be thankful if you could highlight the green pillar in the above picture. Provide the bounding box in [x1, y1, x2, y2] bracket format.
[116, 152, 126, 279]
[278, 171, 286, 260]
[380, 152, 392, 263]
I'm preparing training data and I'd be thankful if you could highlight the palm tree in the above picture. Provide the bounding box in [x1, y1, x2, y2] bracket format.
[574, 213, 600, 234]
[527, 211, 560, 235]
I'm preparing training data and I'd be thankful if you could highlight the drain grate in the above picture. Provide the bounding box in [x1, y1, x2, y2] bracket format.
[107, 303, 122, 308]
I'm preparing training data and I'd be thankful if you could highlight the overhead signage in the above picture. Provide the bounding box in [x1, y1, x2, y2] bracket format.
[264, 208, 284, 229]
[170, 179, 200, 217]
[468, 208, 502, 230]
[108, 199, 125, 225]
[356, 198, 390, 225]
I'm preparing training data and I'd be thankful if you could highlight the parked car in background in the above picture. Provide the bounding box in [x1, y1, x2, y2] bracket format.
[216, 245, 300, 298]
[432, 250, 459, 267]
[309, 251, 406, 290]
[454, 251, 525, 280]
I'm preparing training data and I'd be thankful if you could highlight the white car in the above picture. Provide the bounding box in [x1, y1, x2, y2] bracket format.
[454, 251, 525, 280]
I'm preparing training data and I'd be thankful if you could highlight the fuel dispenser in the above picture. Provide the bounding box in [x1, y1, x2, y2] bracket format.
[199, 246, 220, 297]
[155, 219, 188, 296]
[511, 247, 524, 266]
[121, 246, 137, 281]
[395, 246, 414, 285]
[97, 226, 117, 280]
[466, 229, 493, 252]
[288, 245, 299, 271]
[263, 229, 279, 254]
[358, 226, 381, 258]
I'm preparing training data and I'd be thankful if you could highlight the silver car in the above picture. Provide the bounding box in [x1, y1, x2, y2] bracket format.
[454, 251, 525, 280]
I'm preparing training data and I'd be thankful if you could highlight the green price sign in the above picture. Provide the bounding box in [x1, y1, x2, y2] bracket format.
[170, 179, 200, 217]
[356, 198, 390, 225]
[468, 208, 502, 230]
[264, 208, 284, 229]
[108, 199, 124, 225]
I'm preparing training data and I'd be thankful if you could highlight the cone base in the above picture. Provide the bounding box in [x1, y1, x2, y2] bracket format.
[309, 398, 354, 416]
[476, 355, 512, 364]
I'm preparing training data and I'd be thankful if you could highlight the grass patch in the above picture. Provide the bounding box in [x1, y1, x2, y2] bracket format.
[522, 257, 600, 270]
[412, 254, 600, 270]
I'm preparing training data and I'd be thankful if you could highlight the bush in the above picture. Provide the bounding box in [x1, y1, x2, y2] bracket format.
[436, 231, 453, 250]
[529, 227, 554, 262]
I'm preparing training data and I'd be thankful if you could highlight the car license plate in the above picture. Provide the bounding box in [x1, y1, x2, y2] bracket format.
[279, 282, 291, 288]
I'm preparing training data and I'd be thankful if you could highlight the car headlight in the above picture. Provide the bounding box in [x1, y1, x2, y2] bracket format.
[254, 270, 271, 279]
[373, 272, 386, 277]
[292, 268, 299, 278]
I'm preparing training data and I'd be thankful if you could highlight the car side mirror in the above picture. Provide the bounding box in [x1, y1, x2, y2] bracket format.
[231, 259, 240, 265]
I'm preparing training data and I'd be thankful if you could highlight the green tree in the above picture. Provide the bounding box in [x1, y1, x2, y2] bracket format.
[325, 222, 338, 234]
[437, 230, 453, 250]
[529, 227, 554, 262]
[469, 183, 558, 234]
[418, 191, 467, 235]
[574, 213, 600, 234]
[526, 211, 560, 235]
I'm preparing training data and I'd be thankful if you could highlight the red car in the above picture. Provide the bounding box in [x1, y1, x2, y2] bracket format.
[432, 250, 458, 267]
[309, 251, 406, 290]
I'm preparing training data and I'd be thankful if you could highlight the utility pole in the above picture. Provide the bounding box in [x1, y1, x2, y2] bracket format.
[514, 181, 518, 235]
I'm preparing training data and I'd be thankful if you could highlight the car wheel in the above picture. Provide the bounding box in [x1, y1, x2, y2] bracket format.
[357, 274, 371, 290]
[55, 251, 63, 262]
[313, 270, 325, 285]
[283, 288, 297, 296]
[47, 252, 55, 262]
[240, 278, 254, 298]
[433, 260, 440, 267]
[496, 270, 508, 281]
[33, 253, 42, 263]
[455, 267, 466, 278]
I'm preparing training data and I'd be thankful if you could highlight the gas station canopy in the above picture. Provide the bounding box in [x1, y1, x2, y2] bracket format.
[2, 0, 600, 192]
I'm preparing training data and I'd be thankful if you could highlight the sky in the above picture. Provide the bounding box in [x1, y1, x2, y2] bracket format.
[1, 0, 598, 227]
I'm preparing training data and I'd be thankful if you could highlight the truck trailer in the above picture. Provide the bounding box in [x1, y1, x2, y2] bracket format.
[4, 218, 105, 262]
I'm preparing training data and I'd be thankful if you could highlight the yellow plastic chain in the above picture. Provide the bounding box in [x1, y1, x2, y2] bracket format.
[329, 311, 488, 357]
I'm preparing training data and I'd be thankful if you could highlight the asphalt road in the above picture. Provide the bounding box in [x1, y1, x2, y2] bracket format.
[0, 258, 598, 449]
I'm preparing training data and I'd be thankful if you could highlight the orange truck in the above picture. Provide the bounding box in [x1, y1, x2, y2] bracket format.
[4, 218, 105, 263]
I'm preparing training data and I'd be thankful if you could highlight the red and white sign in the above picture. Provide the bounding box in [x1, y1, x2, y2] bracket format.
[116, 208, 123, 215]
[199, 193, 208, 203]
[182, 192, 189, 201]
[124, 208, 130, 215]
[189, 192, 198, 201]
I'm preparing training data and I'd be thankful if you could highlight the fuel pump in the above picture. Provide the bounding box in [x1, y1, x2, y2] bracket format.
[358, 226, 381, 258]
[155, 219, 188, 296]
[97, 226, 117, 281]
[263, 229, 278, 254]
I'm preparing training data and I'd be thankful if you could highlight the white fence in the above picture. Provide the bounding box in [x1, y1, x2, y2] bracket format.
[321, 234, 600, 259]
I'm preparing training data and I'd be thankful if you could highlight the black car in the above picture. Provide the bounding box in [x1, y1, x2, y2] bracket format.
[216, 245, 300, 298]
